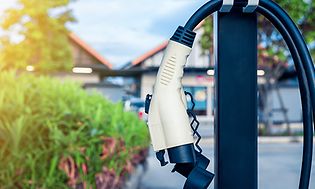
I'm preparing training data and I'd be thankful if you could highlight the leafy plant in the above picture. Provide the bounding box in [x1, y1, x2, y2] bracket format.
[0, 71, 149, 188]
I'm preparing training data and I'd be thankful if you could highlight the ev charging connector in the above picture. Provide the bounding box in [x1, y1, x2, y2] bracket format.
[146, 26, 215, 188]
[147, 26, 195, 158]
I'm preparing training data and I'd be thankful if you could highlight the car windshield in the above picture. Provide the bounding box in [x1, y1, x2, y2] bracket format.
[130, 101, 144, 108]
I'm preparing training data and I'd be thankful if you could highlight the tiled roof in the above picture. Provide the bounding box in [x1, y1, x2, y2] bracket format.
[131, 41, 168, 66]
[131, 21, 205, 66]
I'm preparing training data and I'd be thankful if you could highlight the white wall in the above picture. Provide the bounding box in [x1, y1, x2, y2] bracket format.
[53, 73, 100, 84]
[269, 87, 302, 123]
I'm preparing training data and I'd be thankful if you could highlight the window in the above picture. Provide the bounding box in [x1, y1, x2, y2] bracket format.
[184, 86, 208, 116]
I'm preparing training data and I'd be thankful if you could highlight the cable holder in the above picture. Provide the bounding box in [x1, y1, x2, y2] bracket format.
[243, 0, 259, 13]
[220, 0, 234, 12]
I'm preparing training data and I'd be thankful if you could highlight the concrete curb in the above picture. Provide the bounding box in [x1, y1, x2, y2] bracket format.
[258, 136, 306, 143]
[124, 164, 145, 189]
[199, 136, 315, 146]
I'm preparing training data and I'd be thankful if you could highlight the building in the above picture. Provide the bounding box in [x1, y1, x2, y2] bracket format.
[54, 33, 125, 102]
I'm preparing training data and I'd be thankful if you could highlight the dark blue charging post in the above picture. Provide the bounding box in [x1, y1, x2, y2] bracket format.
[213, 6, 258, 189]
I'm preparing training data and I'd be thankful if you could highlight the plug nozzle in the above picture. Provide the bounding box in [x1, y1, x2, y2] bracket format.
[167, 143, 196, 163]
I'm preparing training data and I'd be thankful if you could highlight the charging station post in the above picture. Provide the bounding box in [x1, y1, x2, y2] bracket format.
[146, 0, 314, 188]
[214, 8, 258, 189]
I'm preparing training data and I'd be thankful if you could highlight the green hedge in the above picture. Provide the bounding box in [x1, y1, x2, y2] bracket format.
[0, 71, 150, 188]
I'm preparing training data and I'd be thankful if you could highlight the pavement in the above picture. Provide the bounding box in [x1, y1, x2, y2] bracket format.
[139, 140, 315, 189]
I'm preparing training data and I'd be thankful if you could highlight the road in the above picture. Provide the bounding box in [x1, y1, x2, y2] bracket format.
[139, 142, 315, 189]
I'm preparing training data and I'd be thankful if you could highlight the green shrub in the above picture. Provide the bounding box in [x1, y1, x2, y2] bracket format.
[0, 71, 150, 188]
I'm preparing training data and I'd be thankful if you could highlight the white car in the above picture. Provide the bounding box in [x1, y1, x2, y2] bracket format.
[124, 98, 147, 121]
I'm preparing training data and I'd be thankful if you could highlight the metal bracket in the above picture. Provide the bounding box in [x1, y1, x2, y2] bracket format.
[243, 0, 259, 13]
[220, 0, 234, 12]
[145, 94, 152, 114]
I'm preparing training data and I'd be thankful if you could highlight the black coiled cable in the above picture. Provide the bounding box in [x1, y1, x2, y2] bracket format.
[183, 0, 314, 188]
[257, 6, 313, 189]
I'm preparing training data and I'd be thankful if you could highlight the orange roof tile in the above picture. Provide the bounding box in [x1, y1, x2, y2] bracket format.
[132, 41, 168, 66]
[131, 23, 205, 66]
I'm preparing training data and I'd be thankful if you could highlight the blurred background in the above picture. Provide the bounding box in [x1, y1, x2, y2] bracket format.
[0, 0, 314, 189]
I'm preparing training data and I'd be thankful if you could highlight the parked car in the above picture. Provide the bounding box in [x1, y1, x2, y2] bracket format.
[124, 97, 147, 121]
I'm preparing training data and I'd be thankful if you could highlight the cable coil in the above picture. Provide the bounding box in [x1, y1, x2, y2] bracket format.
[182, 0, 314, 188]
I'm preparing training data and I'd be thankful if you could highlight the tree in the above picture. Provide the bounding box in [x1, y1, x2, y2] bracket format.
[201, 0, 314, 62]
[0, 0, 76, 73]
[200, 0, 315, 135]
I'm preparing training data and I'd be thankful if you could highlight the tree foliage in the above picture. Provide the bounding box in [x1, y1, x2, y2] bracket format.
[0, 0, 76, 72]
[200, 0, 315, 66]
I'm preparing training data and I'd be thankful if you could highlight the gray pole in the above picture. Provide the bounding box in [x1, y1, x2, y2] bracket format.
[213, 8, 258, 189]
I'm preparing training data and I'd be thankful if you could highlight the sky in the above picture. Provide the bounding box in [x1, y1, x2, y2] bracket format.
[0, 0, 208, 68]
[69, 0, 208, 68]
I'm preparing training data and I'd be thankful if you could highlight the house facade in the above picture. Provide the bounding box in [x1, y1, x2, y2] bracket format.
[54, 33, 125, 102]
